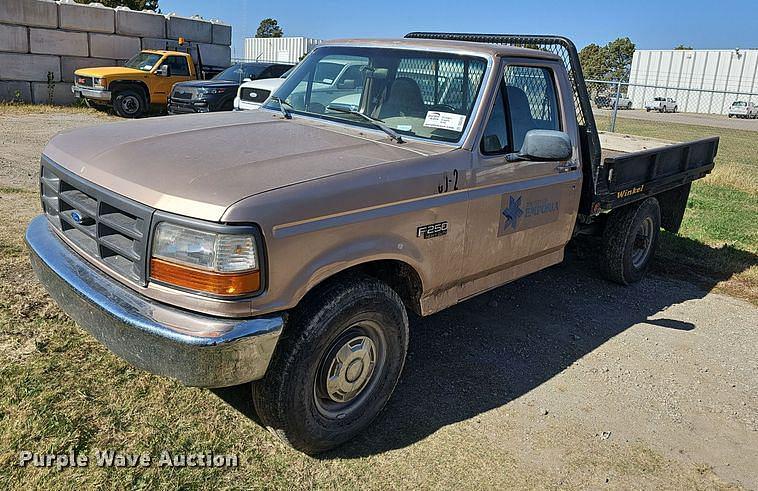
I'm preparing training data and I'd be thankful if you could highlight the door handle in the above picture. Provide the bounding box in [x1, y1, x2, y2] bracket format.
[555, 162, 579, 173]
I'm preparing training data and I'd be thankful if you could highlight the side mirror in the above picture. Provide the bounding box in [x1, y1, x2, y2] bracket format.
[156, 64, 170, 77]
[338, 79, 356, 90]
[243, 77, 252, 82]
[507, 130, 572, 162]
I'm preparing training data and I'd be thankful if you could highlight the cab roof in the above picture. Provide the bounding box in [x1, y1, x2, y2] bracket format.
[320, 38, 561, 61]
[141, 49, 191, 57]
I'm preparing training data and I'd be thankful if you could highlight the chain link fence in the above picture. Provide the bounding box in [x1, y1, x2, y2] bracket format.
[586, 78, 758, 131]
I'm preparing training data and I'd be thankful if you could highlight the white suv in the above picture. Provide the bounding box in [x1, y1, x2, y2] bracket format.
[235, 75, 289, 111]
[728, 101, 757, 119]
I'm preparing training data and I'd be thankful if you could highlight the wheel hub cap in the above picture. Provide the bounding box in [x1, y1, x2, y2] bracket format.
[123, 96, 139, 113]
[631, 217, 654, 268]
[325, 336, 376, 403]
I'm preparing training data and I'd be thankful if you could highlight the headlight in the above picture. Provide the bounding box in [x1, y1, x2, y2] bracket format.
[150, 222, 261, 296]
[198, 87, 227, 95]
[93, 78, 106, 89]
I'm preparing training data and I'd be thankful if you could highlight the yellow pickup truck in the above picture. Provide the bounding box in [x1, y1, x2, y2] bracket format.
[72, 49, 216, 118]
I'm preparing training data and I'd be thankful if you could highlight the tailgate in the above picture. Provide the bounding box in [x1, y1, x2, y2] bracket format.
[596, 137, 718, 209]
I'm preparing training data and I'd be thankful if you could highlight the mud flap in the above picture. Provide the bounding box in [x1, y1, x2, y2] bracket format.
[657, 183, 691, 234]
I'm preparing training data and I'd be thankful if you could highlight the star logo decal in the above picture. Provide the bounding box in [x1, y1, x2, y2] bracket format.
[502, 196, 524, 230]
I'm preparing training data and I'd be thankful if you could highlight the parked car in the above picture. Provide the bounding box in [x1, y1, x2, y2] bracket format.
[72, 48, 226, 118]
[27, 33, 718, 455]
[594, 94, 610, 108]
[728, 101, 757, 119]
[596, 93, 632, 109]
[611, 94, 632, 109]
[234, 67, 293, 111]
[168, 62, 293, 114]
[645, 96, 677, 113]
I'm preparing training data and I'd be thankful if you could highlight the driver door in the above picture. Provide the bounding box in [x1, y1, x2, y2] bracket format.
[460, 60, 582, 298]
[152, 55, 193, 104]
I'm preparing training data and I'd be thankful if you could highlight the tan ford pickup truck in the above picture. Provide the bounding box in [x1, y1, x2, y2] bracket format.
[26, 33, 718, 454]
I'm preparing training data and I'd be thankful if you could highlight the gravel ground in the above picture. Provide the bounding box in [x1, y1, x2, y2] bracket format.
[1, 109, 756, 488]
[594, 108, 758, 131]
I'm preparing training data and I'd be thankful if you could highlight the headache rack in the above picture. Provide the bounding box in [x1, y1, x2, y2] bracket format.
[405, 32, 603, 214]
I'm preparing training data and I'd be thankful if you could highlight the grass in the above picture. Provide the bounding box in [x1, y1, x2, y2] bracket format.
[596, 116, 758, 303]
[0, 102, 111, 119]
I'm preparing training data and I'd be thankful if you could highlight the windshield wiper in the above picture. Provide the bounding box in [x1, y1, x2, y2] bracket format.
[270, 96, 292, 119]
[325, 105, 404, 144]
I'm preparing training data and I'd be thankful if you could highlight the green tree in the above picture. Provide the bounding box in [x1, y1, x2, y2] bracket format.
[74, 0, 159, 10]
[256, 18, 284, 38]
[605, 37, 635, 80]
[579, 43, 607, 80]
[674, 45, 693, 50]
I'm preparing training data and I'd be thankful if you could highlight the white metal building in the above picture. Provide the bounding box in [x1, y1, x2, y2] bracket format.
[243, 36, 322, 63]
[627, 49, 758, 115]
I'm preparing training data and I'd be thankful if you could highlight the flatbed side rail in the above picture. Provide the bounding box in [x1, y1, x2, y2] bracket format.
[597, 136, 719, 209]
[405, 32, 603, 213]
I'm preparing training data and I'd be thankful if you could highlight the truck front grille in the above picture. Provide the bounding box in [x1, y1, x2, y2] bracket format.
[40, 157, 153, 285]
[240, 88, 270, 103]
[75, 76, 94, 88]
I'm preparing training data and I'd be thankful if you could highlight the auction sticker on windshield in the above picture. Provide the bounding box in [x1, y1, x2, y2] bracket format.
[424, 111, 466, 132]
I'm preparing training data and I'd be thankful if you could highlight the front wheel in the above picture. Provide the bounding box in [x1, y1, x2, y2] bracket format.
[252, 275, 409, 454]
[113, 88, 146, 118]
[601, 197, 661, 285]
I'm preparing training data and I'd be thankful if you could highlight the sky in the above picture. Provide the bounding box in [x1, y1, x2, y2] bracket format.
[159, 0, 758, 58]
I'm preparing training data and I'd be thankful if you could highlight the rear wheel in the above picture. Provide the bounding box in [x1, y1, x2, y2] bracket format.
[601, 197, 661, 285]
[626, 102, 632, 109]
[113, 88, 146, 118]
[252, 275, 409, 454]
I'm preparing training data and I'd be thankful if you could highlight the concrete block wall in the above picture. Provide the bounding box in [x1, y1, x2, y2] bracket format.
[0, 0, 231, 104]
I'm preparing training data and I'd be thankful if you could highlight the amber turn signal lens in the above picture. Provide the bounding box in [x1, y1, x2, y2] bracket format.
[150, 258, 260, 296]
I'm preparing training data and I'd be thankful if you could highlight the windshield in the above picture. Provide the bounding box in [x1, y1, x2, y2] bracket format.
[732, 101, 747, 106]
[125, 52, 163, 72]
[214, 63, 264, 82]
[654, 97, 666, 101]
[264, 46, 488, 143]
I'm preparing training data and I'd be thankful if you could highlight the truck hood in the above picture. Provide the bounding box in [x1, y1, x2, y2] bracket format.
[43, 111, 449, 222]
[74, 67, 146, 78]
[173, 80, 240, 89]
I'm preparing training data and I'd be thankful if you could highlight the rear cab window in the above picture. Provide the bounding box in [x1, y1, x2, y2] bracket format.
[165, 56, 191, 77]
[481, 64, 561, 154]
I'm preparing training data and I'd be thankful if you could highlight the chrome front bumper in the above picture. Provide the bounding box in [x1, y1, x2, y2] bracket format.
[71, 85, 111, 101]
[25, 215, 283, 388]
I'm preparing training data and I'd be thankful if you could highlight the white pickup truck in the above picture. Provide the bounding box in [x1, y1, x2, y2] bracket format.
[645, 97, 677, 113]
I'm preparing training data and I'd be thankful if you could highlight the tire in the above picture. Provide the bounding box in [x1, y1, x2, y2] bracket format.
[673, 106, 678, 113]
[252, 275, 409, 454]
[646, 108, 651, 112]
[113, 88, 146, 118]
[626, 102, 632, 110]
[601, 197, 661, 285]
[728, 114, 733, 118]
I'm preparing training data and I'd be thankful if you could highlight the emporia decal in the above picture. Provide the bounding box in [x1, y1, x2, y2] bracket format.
[498, 191, 560, 237]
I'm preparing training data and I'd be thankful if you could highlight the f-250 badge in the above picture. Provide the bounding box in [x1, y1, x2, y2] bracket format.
[417, 221, 448, 239]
